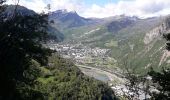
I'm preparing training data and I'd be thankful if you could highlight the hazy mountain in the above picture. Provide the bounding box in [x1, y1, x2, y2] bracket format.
[107, 16, 138, 33]
[3, 5, 64, 42]
[2, 5, 36, 17]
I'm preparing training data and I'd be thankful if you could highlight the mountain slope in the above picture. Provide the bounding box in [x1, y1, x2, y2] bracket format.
[57, 13, 170, 74]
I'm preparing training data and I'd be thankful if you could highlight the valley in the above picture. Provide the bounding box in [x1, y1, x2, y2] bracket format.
[48, 43, 117, 70]
[47, 42, 152, 99]
[51, 10, 170, 100]
[55, 13, 170, 74]
[46, 10, 170, 99]
[2, 1, 170, 99]
[47, 10, 170, 85]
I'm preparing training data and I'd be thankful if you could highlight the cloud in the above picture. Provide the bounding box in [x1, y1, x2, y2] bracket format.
[6, 0, 85, 13]
[6, 0, 47, 12]
[6, 0, 170, 18]
[49, 0, 84, 12]
[83, 0, 170, 18]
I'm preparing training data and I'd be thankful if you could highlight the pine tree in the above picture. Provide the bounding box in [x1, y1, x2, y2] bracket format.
[0, 2, 52, 99]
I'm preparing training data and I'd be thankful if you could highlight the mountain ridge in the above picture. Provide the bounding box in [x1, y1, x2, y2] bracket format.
[49, 9, 96, 29]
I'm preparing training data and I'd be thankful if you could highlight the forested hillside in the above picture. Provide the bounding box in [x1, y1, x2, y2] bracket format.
[20, 54, 117, 99]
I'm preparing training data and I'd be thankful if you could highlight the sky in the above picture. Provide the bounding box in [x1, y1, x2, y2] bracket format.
[6, 0, 170, 18]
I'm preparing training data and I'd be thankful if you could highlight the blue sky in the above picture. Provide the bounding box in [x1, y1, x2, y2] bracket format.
[6, 0, 170, 18]
[82, 0, 134, 7]
[84, 0, 117, 6]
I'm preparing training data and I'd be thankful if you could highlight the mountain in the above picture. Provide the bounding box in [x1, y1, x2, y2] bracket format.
[2, 5, 36, 17]
[47, 25, 64, 42]
[107, 16, 138, 33]
[3, 5, 64, 42]
[49, 9, 100, 29]
[56, 12, 170, 74]
[62, 15, 147, 43]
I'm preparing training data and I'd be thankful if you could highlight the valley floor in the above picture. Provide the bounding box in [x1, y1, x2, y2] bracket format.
[47, 42, 152, 99]
[47, 43, 124, 83]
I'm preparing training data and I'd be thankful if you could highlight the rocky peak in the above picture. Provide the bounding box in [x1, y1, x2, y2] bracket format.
[50, 9, 79, 19]
[49, 9, 91, 28]
[52, 9, 68, 14]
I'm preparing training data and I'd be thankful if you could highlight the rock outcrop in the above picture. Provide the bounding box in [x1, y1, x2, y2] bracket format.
[144, 16, 170, 44]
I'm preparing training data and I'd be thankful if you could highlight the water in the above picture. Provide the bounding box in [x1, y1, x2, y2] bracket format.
[94, 74, 110, 82]
[79, 67, 110, 82]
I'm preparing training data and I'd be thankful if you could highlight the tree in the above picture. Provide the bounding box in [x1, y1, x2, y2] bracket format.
[148, 68, 170, 100]
[0, 2, 52, 99]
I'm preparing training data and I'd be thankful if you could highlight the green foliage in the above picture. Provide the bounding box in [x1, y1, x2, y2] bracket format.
[30, 55, 117, 100]
[105, 40, 118, 47]
[148, 68, 170, 100]
[0, 4, 52, 99]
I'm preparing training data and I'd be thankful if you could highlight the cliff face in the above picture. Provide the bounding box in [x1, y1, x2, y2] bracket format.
[143, 16, 170, 67]
[144, 26, 162, 44]
[144, 16, 170, 44]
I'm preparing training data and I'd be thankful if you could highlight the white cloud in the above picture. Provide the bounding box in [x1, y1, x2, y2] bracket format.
[6, 0, 47, 12]
[6, 0, 170, 18]
[6, 0, 85, 13]
[83, 0, 170, 18]
[49, 0, 84, 12]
